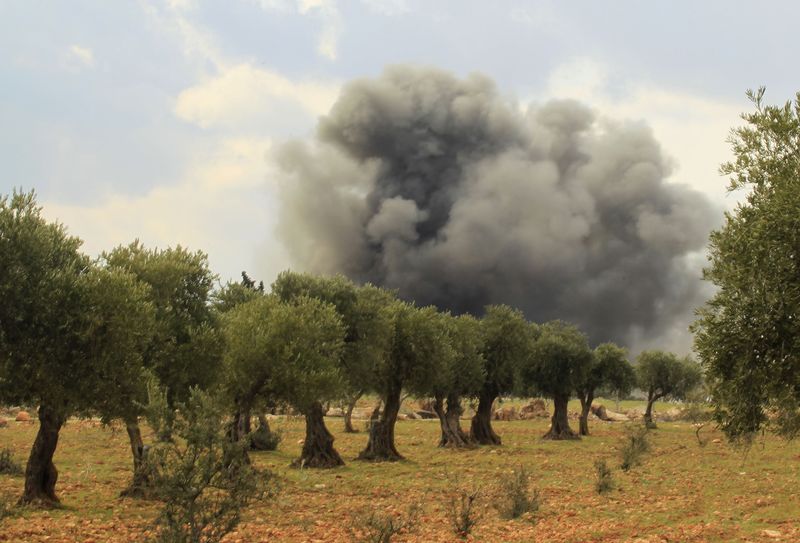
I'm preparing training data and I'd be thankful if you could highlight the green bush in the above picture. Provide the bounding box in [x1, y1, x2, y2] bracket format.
[0, 448, 23, 476]
[147, 389, 278, 543]
[249, 417, 281, 451]
[447, 488, 481, 539]
[497, 465, 540, 520]
[620, 424, 651, 472]
[348, 503, 420, 543]
[594, 459, 615, 494]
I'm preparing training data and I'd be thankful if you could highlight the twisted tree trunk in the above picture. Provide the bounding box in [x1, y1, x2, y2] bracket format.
[295, 402, 344, 468]
[20, 405, 65, 505]
[359, 387, 403, 461]
[343, 391, 363, 433]
[644, 393, 658, 429]
[543, 394, 579, 440]
[434, 394, 472, 448]
[120, 417, 151, 496]
[578, 391, 594, 436]
[470, 388, 501, 445]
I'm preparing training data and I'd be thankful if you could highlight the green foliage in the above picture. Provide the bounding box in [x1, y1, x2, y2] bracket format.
[636, 351, 702, 405]
[523, 320, 592, 399]
[144, 375, 174, 443]
[480, 305, 533, 397]
[348, 503, 420, 543]
[497, 465, 540, 520]
[272, 272, 395, 402]
[249, 420, 281, 451]
[221, 295, 345, 415]
[78, 266, 156, 424]
[447, 487, 482, 539]
[430, 314, 485, 401]
[693, 88, 800, 441]
[0, 189, 89, 411]
[104, 241, 222, 408]
[0, 448, 23, 476]
[593, 459, 615, 494]
[619, 425, 651, 472]
[585, 343, 635, 399]
[147, 389, 276, 543]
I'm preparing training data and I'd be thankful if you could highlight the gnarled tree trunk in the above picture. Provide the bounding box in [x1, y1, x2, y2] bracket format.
[359, 387, 402, 461]
[434, 394, 472, 448]
[295, 401, 344, 468]
[20, 405, 65, 505]
[543, 394, 579, 440]
[120, 417, 151, 496]
[343, 391, 363, 433]
[578, 391, 594, 436]
[470, 388, 501, 445]
[644, 394, 657, 429]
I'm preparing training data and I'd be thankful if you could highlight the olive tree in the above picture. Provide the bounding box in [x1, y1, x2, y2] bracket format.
[576, 343, 635, 436]
[359, 303, 451, 461]
[469, 306, 533, 445]
[425, 313, 484, 448]
[0, 191, 153, 504]
[693, 88, 800, 441]
[222, 295, 346, 467]
[104, 241, 222, 449]
[272, 272, 394, 434]
[636, 351, 702, 428]
[212, 273, 267, 445]
[522, 321, 592, 440]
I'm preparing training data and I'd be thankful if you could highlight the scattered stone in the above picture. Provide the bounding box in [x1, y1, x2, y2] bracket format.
[313, 484, 326, 490]
[591, 403, 630, 422]
[0, 417, 8, 428]
[415, 410, 437, 420]
[493, 406, 519, 421]
[762, 529, 781, 539]
[397, 413, 408, 421]
[15, 411, 31, 422]
[325, 407, 344, 417]
[519, 399, 548, 419]
[712, 438, 722, 444]
[296, 439, 305, 445]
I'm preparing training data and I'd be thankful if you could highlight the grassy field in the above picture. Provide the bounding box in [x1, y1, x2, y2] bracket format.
[1, 400, 798, 543]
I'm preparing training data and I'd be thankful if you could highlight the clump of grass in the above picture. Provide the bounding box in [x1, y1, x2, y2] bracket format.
[447, 487, 482, 539]
[593, 459, 615, 494]
[497, 465, 540, 520]
[0, 448, 23, 476]
[620, 424, 651, 471]
[348, 503, 420, 543]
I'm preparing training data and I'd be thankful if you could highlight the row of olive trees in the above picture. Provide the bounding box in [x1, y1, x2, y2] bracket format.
[0, 189, 701, 506]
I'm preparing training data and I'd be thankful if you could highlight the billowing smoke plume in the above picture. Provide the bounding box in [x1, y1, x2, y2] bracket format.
[276, 65, 716, 349]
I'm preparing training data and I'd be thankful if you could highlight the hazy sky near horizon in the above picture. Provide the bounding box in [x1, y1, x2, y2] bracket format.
[2, 0, 798, 293]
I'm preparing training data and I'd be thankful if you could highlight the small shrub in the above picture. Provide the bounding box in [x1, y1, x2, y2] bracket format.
[0, 499, 14, 521]
[0, 448, 23, 476]
[620, 424, 651, 471]
[447, 488, 482, 539]
[497, 465, 540, 520]
[249, 418, 281, 451]
[594, 459, 615, 494]
[147, 388, 278, 543]
[348, 503, 420, 543]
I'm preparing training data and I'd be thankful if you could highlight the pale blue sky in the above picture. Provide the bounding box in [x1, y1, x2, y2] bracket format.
[1, 0, 798, 285]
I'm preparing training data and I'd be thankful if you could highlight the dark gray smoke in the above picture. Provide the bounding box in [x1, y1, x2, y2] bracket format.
[275, 65, 716, 350]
